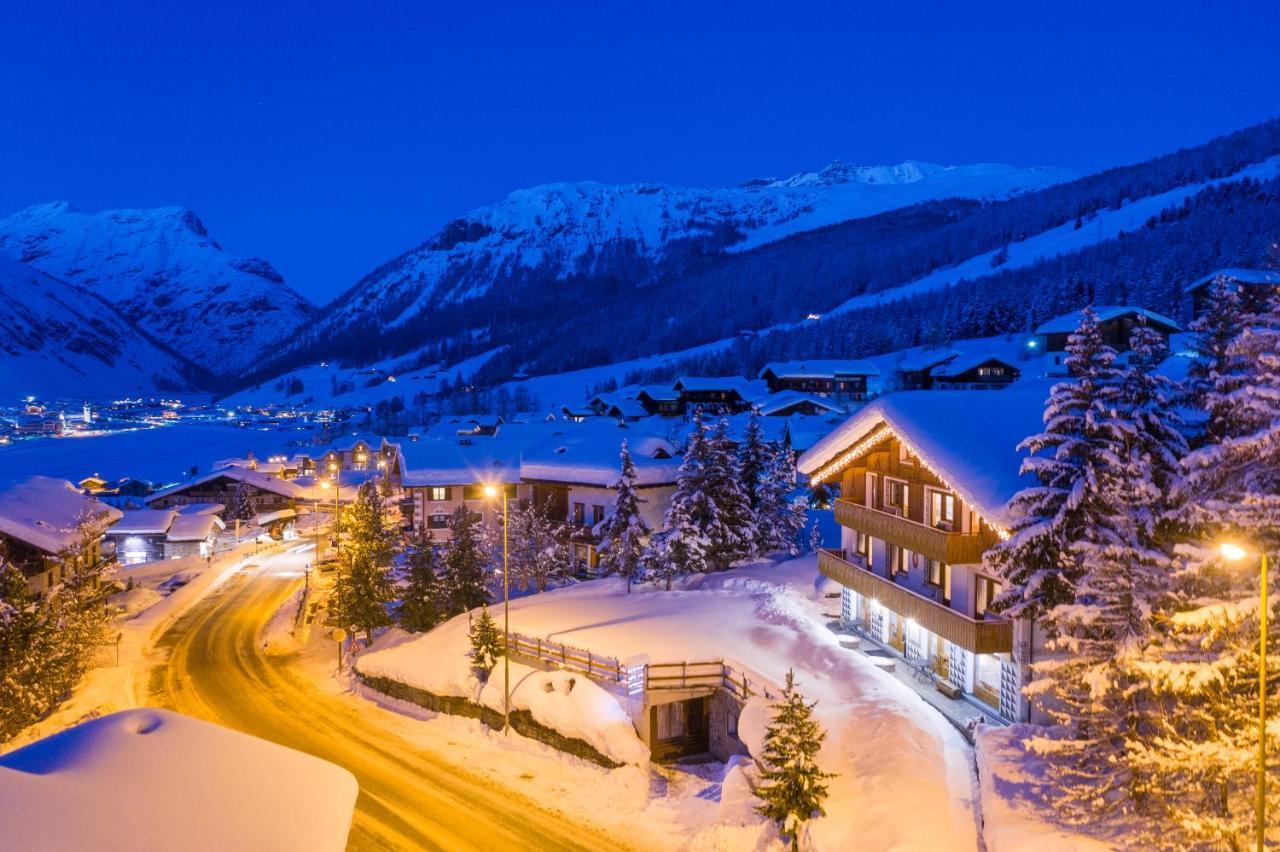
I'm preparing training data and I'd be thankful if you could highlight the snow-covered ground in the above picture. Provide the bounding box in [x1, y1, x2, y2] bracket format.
[0, 708, 357, 852]
[357, 555, 980, 850]
[0, 423, 311, 488]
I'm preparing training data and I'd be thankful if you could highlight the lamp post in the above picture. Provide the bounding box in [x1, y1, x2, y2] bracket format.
[483, 483, 510, 733]
[1221, 541, 1270, 852]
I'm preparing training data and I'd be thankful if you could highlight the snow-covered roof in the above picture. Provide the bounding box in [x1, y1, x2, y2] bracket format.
[399, 438, 524, 487]
[755, 390, 844, 416]
[636, 384, 680, 402]
[606, 399, 650, 419]
[253, 508, 297, 527]
[175, 502, 224, 516]
[930, 352, 1021, 378]
[895, 349, 961, 372]
[561, 403, 598, 418]
[0, 708, 357, 852]
[145, 467, 306, 505]
[1034, 306, 1182, 335]
[108, 509, 178, 536]
[673, 376, 767, 397]
[1184, 267, 1280, 293]
[759, 359, 880, 379]
[328, 433, 387, 452]
[797, 387, 1050, 529]
[0, 476, 123, 554]
[520, 423, 679, 487]
[166, 513, 224, 541]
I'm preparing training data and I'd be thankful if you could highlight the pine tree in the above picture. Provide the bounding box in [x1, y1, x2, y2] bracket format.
[509, 498, 569, 593]
[230, 479, 256, 522]
[468, 604, 503, 676]
[336, 481, 395, 642]
[984, 307, 1126, 620]
[1186, 274, 1248, 446]
[597, 440, 650, 592]
[703, 418, 755, 569]
[55, 508, 116, 682]
[738, 407, 770, 509]
[755, 669, 834, 851]
[444, 506, 490, 614]
[649, 500, 707, 590]
[0, 558, 64, 743]
[756, 432, 807, 556]
[398, 526, 443, 632]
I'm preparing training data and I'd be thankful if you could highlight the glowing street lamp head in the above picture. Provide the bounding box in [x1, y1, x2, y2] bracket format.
[482, 484, 499, 499]
[1219, 541, 1250, 562]
[320, 480, 331, 490]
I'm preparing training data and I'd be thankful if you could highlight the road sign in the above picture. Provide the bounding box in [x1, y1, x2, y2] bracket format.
[332, 628, 347, 642]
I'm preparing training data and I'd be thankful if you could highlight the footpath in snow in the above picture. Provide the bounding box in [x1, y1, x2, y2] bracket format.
[357, 554, 980, 851]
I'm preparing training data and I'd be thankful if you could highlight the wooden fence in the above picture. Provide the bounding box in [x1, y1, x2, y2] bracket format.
[505, 632, 775, 702]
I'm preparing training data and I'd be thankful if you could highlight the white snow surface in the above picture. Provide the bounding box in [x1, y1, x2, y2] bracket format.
[359, 555, 979, 850]
[825, 154, 1280, 317]
[0, 256, 198, 397]
[0, 476, 123, 553]
[0, 708, 357, 852]
[0, 202, 315, 374]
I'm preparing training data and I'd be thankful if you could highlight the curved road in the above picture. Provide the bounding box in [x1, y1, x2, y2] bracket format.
[147, 547, 621, 851]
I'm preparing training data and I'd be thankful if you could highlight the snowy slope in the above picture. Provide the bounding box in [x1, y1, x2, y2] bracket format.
[0, 256, 204, 399]
[825, 154, 1280, 316]
[0, 202, 315, 375]
[285, 160, 1069, 357]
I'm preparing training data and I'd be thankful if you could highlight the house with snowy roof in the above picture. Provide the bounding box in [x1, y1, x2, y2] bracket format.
[758, 359, 880, 399]
[398, 437, 523, 539]
[1034, 306, 1181, 375]
[0, 476, 123, 596]
[145, 467, 305, 516]
[754, 390, 844, 417]
[634, 385, 683, 417]
[671, 376, 767, 414]
[1184, 267, 1280, 317]
[798, 388, 1050, 722]
[928, 353, 1021, 390]
[106, 507, 225, 564]
[894, 349, 963, 390]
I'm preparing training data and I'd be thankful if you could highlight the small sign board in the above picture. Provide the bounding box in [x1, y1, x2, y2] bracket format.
[332, 628, 347, 642]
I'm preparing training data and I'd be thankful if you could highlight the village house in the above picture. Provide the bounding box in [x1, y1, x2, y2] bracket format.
[797, 388, 1049, 722]
[145, 467, 305, 516]
[753, 390, 844, 418]
[106, 507, 225, 564]
[519, 423, 680, 569]
[0, 477, 123, 596]
[397, 437, 523, 539]
[634, 385, 683, 417]
[758, 359, 880, 399]
[928, 353, 1021, 390]
[670, 377, 766, 414]
[1184, 267, 1280, 318]
[1034, 306, 1180, 375]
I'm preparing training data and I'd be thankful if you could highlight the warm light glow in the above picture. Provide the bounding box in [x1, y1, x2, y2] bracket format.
[482, 484, 498, 499]
[320, 480, 331, 490]
[328, 462, 338, 471]
[1219, 542, 1250, 562]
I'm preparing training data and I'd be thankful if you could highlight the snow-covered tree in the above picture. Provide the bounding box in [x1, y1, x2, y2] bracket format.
[756, 432, 807, 556]
[398, 526, 443, 633]
[754, 669, 834, 851]
[597, 440, 650, 592]
[335, 481, 395, 641]
[229, 479, 256, 522]
[984, 307, 1126, 620]
[0, 558, 64, 743]
[648, 500, 707, 590]
[1186, 274, 1249, 446]
[444, 506, 491, 614]
[738, 407, 770, 509]
[509, 498, 569, 593]
[704, 418, 755, 568]
[468, 604, 503, 676]
[807, 519, 823, 554]
[55, 508, 117, 679]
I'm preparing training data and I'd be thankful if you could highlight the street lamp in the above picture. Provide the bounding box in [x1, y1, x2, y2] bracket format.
[1220, 540, 1271, 852]
[484, 483, 510, 733]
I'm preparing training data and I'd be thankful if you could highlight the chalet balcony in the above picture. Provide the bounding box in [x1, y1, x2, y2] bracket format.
[818, 548, 1012, 655]
[834, 498, 988, 565]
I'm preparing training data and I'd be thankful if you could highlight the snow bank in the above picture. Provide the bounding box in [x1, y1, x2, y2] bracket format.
[363, 555, 980, 849]
[975, 724, 1114, 852]
[358, 616, 649, 766]
[0, 708, 357, 852]
[478, 662, 650, 765]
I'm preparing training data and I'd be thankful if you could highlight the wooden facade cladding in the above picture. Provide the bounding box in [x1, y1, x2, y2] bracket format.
[819, 549, 1012, 654]
[834, 499, 990, 564]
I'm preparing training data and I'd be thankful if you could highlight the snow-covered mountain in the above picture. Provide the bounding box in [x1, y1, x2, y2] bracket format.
[0, 256, 205, 398]
[277, 159, 1070, 371]
[0, 202, 315, 376]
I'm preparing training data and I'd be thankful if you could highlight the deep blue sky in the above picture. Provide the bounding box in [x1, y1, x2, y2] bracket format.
[1, 1, 1276, 303]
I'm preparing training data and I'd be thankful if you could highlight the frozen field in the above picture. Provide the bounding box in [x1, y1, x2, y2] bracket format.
[0, 423, 310, 487]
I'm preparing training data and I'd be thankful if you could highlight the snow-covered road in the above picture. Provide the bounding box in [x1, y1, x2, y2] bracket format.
[146, 548, 621, 851]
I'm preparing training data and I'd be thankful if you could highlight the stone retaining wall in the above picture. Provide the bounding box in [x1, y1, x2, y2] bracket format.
[355, 672, 625, 769]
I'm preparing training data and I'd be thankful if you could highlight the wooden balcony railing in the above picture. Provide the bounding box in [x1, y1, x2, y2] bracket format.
[818, 549, 1012, 655]
[834, 499, 990, 565]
